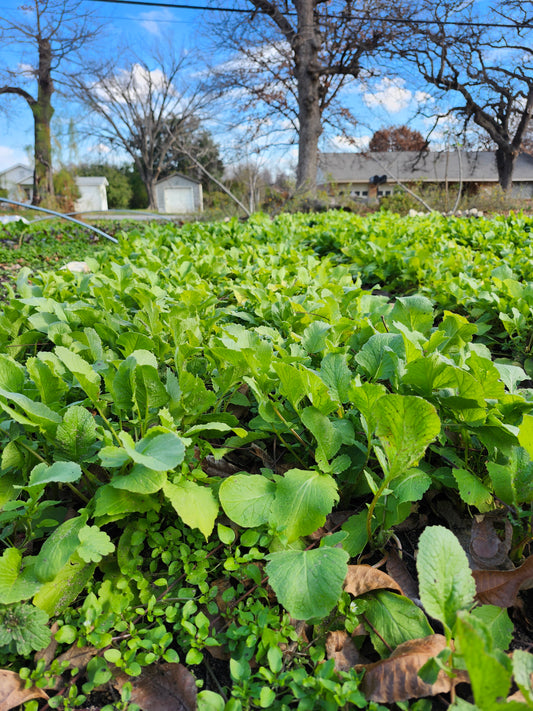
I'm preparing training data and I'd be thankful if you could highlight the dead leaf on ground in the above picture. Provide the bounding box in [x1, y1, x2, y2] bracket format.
[470, 513, 513, 570]
[113, 662, 197, 711]
[200, 454, 241, 478]
[386, 549, 418, 600]
[325, 630, 366, 671]
[281, 619, 310, 661]
[473, 555, 533, 607]
[344, 564, 403, 597]
[356, 635, 466, 703]
[0, 669, 49, 711]
[34, 621, 59, 667]
[55, 644, 98, 671]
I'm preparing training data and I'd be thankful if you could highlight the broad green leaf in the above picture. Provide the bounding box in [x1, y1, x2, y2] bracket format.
[28, 461, 83, 488]
[486, 449, 533, 507]
[32, 516, 86, 583]
[452, 468, 492, 511]
[33, 558, 96, 616]
[119, 430, 185, 471]
[355, 333, 405, 381]
[27, 357, 69, 406]
[301, 406, 343, 461]
[374, 394, 440, 479]
[454, 611, 512, 707]
[470, 606, 514, 651]
[219, 474, 276, 527]
[77, 526, 115, 563]
[362, 590, 434, 657]
[55, 346, 101, 403]
[265, 547, 349, 620]
[0, 548, 41, 604]
[117, 332, 155, 356]
[56, 406, 98, 462]
[512, 650, 533, 705]
[389, 468, 432, 503]
[0, 387, 62, 430]
[164, 480, 218, 539]
[93, 484, 159, 521]
[272, 361, 308, 411]
[99, 445, 130, 468]
[389, 294, 434, 335]
[301, 321, 331, 353]
[111, 465, 167, 495]
[348, 381, 386, 430]
[0, 354, 24, 391]
[132, 363, 169, 417]
[341, 510, 369, 557]
[269, 469, 338, 542]
[518, 415, 533, 461]
[320, 352, 352, 403]
[494, 362, 528, 394]
[426, 311, 477, 355]
[417, 526, 476, 633]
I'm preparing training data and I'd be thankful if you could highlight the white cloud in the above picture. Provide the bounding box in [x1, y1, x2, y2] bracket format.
[138, 9, 174, 36]
[363, 77, 413, 113]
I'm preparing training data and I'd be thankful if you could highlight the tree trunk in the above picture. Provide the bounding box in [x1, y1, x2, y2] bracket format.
[495, 147, 516, 192]
[293, 0, 322, 195]
[32, 37, 54, 205]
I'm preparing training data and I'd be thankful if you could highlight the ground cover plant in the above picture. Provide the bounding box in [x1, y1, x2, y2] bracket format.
[0, 211, 532, 710]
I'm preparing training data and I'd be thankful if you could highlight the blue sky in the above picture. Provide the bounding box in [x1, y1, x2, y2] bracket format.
[0, 0, 203, 172]
[0, 0, 523, 176]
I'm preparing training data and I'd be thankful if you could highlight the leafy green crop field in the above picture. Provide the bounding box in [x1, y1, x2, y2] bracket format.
[0, 212, 532, 710]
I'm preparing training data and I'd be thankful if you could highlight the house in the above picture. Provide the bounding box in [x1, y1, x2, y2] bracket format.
[155, 173, 203, 214]
[74, 176, 108, 212]
[0, 164, 33, 202]
[317, 151, 533, 200]
[0, 164, 109, 212]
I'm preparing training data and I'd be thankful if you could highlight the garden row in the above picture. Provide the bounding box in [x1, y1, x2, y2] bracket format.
[0, 212, 532, 710]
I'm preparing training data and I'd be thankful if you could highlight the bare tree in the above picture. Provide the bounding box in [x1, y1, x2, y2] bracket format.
[207, 0, 412, 194]
[72, 48, 216, 209]
[398, 0, 533, 190]
[0, 0, 100, 205]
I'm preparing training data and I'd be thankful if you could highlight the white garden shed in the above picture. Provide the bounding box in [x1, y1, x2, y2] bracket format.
[155, 173, 203, 214]
[74, 177, 109, 212]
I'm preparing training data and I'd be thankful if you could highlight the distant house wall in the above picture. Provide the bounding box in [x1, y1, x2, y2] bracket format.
[74, 177, 109, 212]
[318, 151, 533, 201]
[155, 174, 203, 213]
[0, 164, 33, 202]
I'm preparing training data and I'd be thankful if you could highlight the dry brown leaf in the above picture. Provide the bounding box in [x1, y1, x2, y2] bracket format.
[356, 634, 462, 703]
[34, 621, 59, 667]
[55, 644, 97, 671]
[344, 564, 403, 597]
[113, 662, 197, 711]
[0, 669, 49, 711]
[470, 513, 513, 570]
[473, 555, 533, 607]
[325, 630, 365, 671]
[386, 549, 418, 600]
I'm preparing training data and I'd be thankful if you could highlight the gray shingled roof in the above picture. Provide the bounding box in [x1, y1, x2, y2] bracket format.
[317, 151, 533, 184]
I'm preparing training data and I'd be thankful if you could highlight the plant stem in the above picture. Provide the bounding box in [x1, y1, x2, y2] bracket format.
[366, 477, 390, 544]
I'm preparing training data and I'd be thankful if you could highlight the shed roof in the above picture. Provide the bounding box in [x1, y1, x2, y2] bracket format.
[318, 151, 533, 184]
[156, 172, 201, 186]
[75, 176, 109, 187]
[0, 164, 33, 184]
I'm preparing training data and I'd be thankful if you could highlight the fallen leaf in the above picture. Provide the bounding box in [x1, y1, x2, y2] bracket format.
[470, 513, 513, 570]
[34, 621, 59, 667]
[0, 669, 48, 711]
[344, 564, 403, 597]
[113, 662, 197, 711]
[386, 549, 418, 600]
[325, 630, 365, 671]
[473, 555, 533, 606]
[55, 644, 97, 671]
[356, 635, 463, 703]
